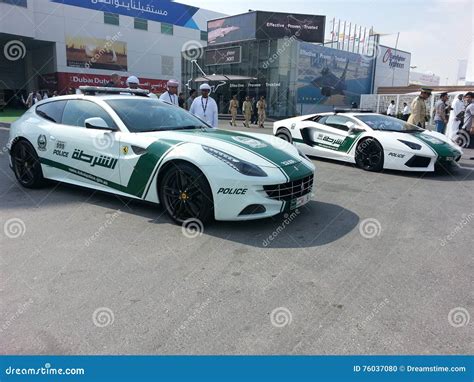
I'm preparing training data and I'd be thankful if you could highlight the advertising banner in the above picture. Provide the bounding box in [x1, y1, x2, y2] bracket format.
[205, 46, 242, 65]
[51, 0, 199, 28]
[256, 12, 325, 43]
[66, 35, 127, 71]
[207, 13, 257, 45]
[39, 72, 167, 94]
[297, 42, 374, 113]
[373, 45, 411, 90]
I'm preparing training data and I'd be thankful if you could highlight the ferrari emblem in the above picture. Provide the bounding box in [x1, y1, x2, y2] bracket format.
[121, 146, 129, 155]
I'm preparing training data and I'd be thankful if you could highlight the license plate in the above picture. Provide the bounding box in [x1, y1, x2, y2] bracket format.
[445, 156, 454, 162]
[290, 193, 312, 210]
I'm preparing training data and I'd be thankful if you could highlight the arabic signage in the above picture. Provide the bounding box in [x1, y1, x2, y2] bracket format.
[72, 149, 118, 170]
[51, 0, 199, 28]
[373, 45, 411, 90]
[207, 13, 257, 45]
[205, 46, 242, 66]
[297, 42, 374, 113]
[256, 12, 325, 43]
[66, 35, 127, 71]
[39, 72, 168, 93]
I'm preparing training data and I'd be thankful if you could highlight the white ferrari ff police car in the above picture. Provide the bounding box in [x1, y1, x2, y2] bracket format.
[8, 87, 314, 223]
[274, 111, 463, 172]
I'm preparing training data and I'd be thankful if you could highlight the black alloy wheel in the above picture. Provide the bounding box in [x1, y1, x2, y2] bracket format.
[355, 138, 384, 172]
[159, 162, 213, 224]
[11, 140, 46, 188]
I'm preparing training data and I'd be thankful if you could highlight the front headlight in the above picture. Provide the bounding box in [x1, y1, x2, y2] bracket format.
[398, 139, 421, 150]
[202, 146, 267, 177]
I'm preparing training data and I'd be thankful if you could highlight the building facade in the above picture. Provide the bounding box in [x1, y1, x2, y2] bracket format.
[182, 11, 378, 118]
[0, 0, 223, 101]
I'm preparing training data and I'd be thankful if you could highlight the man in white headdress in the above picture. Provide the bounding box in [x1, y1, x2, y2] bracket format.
[445, 93, 465, 141]
[126, 75, 140, 89]
[189, 83, 218, 128]
[159, 79, 179, 106]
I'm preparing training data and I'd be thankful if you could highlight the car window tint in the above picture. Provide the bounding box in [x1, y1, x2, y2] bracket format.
[317, 116, 328, 125]
[324, 115, 354, 131]
[62, 100, 116, 128]
[35, 101, 67, 123]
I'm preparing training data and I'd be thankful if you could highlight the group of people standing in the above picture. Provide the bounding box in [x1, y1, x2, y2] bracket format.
[229, 95, 267, 128]
[386, 88, 474, 144]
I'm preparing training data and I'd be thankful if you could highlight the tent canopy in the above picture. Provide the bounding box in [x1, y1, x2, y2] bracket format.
[193, 74, 257, 82]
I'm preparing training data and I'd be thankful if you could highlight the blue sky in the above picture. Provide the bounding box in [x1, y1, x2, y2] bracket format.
[182, 0, 473, 85]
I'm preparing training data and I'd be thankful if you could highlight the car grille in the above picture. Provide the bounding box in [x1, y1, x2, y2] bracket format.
[264, 174, 314, 201]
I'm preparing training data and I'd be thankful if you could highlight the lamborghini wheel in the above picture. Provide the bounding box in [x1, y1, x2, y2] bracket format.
[355, 138, 384, 172]
[159, 162, 214, 224]
[276, 128, 292, 143]
[11, 140, 46, 188]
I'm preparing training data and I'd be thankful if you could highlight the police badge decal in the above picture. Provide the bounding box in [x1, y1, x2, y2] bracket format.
[37, 135, 47, 151]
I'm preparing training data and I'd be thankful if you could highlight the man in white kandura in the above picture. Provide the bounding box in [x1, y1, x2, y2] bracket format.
[445, 93, 465, 141]
[189, 83, 218, 128]
[159, 79, 179, 106]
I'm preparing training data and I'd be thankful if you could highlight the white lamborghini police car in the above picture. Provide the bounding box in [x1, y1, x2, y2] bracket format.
[274, 111, 463, 172]
[8, 87, 314, 224]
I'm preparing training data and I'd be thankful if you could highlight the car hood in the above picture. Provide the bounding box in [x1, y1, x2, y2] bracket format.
[137, 128, 314, 178]
[377, 130, 462, 157]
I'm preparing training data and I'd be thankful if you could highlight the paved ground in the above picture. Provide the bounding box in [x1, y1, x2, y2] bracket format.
[0, 124, 473, 355]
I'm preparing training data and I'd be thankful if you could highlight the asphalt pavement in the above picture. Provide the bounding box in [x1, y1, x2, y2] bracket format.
[0, 124, 473, 355]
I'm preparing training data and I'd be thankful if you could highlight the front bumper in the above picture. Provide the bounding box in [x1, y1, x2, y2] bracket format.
[211, 172, 315, 221]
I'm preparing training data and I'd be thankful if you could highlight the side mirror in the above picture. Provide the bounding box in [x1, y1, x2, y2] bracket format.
[348, 126, 365, 134]
[84, 117, 116, 131]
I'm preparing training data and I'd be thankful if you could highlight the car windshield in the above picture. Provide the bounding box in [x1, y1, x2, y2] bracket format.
[105, 98, 209, 132]
[356, 114, 423, 132]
